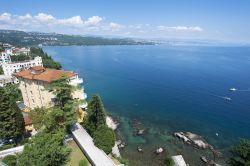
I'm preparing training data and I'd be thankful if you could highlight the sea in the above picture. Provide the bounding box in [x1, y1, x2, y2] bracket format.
[44, 45, 250, 166]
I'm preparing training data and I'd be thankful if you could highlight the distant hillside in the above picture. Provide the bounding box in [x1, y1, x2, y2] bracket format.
[0, 29, 154, 47]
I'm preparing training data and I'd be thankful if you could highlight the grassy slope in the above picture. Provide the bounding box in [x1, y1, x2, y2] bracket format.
[66, 140, 91, 166]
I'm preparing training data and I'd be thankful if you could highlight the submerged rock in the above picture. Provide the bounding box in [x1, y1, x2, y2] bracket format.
[137, 129, 145, 135]
[137, 146, 143, 152]
[155, 147, 164, 154]
[200, 156, 208, 163]
[106, 116, 118, 130]
[117, 141, 126, 149]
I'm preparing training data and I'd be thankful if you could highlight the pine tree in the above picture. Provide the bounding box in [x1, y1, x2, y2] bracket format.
[84, 95, 106, 134]
[17, 129, 70, 166]
[0, 87, 24, 141]
[229, 139, 250, 166]
[47, 75, 79, 130]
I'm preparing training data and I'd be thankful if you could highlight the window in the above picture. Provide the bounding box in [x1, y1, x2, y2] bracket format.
[32, 99, 35, 103]
[30, 91, 33, 95]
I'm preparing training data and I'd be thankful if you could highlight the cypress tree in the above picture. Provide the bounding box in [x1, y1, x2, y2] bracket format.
[88, 95, 106, 128]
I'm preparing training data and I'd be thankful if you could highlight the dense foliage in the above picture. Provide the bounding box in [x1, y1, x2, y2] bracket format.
[11, 54, 31, 62]
[0, 87, 24, 141]
[93, 125, 116, 154]
[164, 156, 174, 166]
[48, 76, 79, 129]
[229, 139, 250, 166]
[18, 76, 81, 165]
[83, 95, 116, 154]
[17, 130, 71, 166]
[0, 29, 154, 46]
[30, 47, 61, 69]
[29, 107, 46, 131]
[2, 155, 17, 166]
[4, 84, 23, 102]
[84, 95, 106, 134]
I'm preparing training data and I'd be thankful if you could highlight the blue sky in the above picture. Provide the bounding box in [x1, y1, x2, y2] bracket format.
[0, 0, 250, 42]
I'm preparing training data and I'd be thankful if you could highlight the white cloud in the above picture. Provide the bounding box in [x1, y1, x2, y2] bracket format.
[108, 22, 125, 31]
[58, 16, 84, 27]
[0, 13, 12, 22]
[0, 12, 204, 37]
[85, 16, 102, 26]
[34, 13, 55, 23]
[157, 26, 203, 32]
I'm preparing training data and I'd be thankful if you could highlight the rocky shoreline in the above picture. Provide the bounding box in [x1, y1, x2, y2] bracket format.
[174, 131, 223, 165]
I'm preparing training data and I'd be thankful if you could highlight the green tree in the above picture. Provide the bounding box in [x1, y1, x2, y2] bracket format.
[30, 47, 61, 69]
[17, 130, 71, 166]
[164, 156, 174, 166]
[229, 139, 250, 166]
[0, 87, 24, 141]
[2, 155, 17, 166]
[4, 84, 23, 102]
[29, 107, 47, 131]
[93, 125, 115, 154]
[84, 95, 106, 134]
[0, 66, 3, 74]
[48, 76, 79, 130]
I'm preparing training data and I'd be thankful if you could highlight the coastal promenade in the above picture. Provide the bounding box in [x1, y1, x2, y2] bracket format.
[71, 123, 117, 166]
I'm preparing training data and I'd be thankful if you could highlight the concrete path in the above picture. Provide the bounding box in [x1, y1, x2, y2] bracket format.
[71, 123, 117, 166]
[0, 146, 24, 158]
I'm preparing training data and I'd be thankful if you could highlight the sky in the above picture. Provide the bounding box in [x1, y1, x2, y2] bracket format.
[0, 0, 250, 43]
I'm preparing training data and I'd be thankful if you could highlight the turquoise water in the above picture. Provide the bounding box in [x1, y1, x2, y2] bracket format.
[44, 45, 250, 165]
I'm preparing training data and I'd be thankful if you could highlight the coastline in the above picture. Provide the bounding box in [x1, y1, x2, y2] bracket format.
[44, 45, 250, 166]
[106, 116, 121, 158]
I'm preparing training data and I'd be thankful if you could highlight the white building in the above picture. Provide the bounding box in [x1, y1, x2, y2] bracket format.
[0, 75, 18, 87]
[12, 47, 30, 55]
[0, 51, 11, 64]
[2, 56, 43, 76]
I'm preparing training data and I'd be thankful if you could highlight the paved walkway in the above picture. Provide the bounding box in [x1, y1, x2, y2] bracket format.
[0, 146, 24, 158]
[71, 123, 117, 166]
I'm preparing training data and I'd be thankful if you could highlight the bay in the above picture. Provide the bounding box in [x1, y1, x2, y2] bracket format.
[44, 45, 250, 165]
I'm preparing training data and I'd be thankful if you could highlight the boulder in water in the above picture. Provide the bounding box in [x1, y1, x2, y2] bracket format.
[155, 147, 164, 154]
[137, 146, 143, 152]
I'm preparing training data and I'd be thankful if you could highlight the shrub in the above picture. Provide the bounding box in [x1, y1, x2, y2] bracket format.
[116, 156, 129, 165]
[79, 159, 88, 166]
[93, 125, 116, 154]
[229, 138, 250, 166]
[164, 156, 174, 166]
[2, 155, 17, 166]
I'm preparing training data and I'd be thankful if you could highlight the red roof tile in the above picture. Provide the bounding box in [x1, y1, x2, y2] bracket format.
[14, 66, 76, 83]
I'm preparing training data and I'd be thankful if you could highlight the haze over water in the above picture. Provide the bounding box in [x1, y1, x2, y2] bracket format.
[45, 45, 250, 165]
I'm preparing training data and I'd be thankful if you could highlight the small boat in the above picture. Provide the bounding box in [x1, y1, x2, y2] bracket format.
[222, 97, 232, 101]
[229, 88, 237, 91]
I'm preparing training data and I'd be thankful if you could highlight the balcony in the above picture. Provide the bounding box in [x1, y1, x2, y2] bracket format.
[69, 78, 83, 86]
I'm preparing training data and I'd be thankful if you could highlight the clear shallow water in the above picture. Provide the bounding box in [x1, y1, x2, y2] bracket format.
[44, 45, 250, 165]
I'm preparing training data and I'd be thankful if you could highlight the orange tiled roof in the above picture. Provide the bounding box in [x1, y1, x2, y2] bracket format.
[14, 66, 76, 83]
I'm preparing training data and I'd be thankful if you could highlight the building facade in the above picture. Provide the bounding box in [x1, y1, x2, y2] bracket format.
[14, 66, 87, 110]
[0, 51, 11, 64]
[12, 47, 30, 55]
[2, 56, 42, 76]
